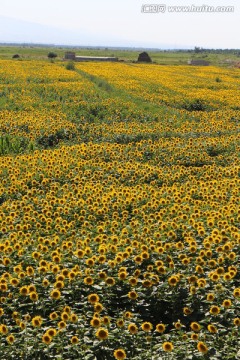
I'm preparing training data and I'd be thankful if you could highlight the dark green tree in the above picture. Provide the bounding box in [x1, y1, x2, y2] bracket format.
[194, 46, 201, 53]
[47, 52, 57, 59]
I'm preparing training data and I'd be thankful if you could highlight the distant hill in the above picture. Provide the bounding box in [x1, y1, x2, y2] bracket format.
[0, 16, 106, 46]
[0, 16, 191, 49]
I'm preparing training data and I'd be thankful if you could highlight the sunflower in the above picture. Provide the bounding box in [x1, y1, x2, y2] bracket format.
[143, 279, 152, 288]
[183, 307, 192, 315]
[42, 278, 50, 287]
[222, 299, 232, 308]
[141, 322, 153, 332]
[70, 313, 78, 323]
[197, 341, 208, 354]
[197, 279, 206, 288]
[58, 320, 66, 329]
[90, 317, 101, 328]
[54, 281, 64, 289]
[134, 255, 143, 264]
[24, 314, 31, 322]
[12, 311, 18, 320]
[26, 266, 34, 276]
[191, 333, 198, 341]
[174, 321, 182, 330]
[188, 275, 198, 284]
[223, 271, 235, 281]
[6, 334, 15, 344]
[63, 306, 71, 313]
[128, 323, 138, 334]
[46, 328, 57, 337]
[71, 336, 79, 344]
[98, 271, 107, 280]
[223, 272, 232, 281]
[168, 276, 178, 286]
[61, 312, 69, 321]
[128, 290, 138, 300]
[156, 323, 166, 333]
[49, 312, 58, 321]
[233, 318, 240, 326]
[84, 276, 94, 285]
[88, 293, 100, 304]
[129, 277, 138, 286]
[68, 271, 76, 280]
[105, 277, 115, 286]
[134, 269, 141, 277]
[195, 265, 204, 274]
[113, 348, 127, 360]
[190, 286, 196, 294]
[162, 342, 174, 352]
[233, 288, 240, 297]
[86, 258, 95, 267]
[10, 278, 19, 287]
[96, 327, 108, 340]
[206, 293, 215, 301]
[116, 319, 125, 327]
[207, 324, 217, 333]
[20, 286, 29, 296]
[118, 271, 127, 280]
[102, 316, 111, 326]
[94, 302, 103, 313]
[0, 324, 8, 335]
[29, 291, 38, 302]
[50, 289, 61, 300]
[32, 316, 43, 328]
[42, 333, 52, 345]
[190, 322, 201, 332]
[215, 284, 223, 292]
[210, 305, 220, 315]
[76, 249, 85, 258]
[20, 322, 26, 330]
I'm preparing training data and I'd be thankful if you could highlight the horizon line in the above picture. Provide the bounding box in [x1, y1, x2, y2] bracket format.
[0, 42, 239, 51]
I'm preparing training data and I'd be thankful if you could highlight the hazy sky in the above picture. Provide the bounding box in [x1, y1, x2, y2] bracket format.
[0, 0, 239, 48]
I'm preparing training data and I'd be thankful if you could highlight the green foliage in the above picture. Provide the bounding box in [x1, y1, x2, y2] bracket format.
[194, 46, 202, 53]
[206, 145, 226, 157]
[0, 135, 32, 155]
[181, 98, 209, 112]
[0, 45, 240, 66]
[47, 52, 57, 59]
[77, 69, 113, 92]
[65, 61, 75, 70]
[36, 128, 76, 148]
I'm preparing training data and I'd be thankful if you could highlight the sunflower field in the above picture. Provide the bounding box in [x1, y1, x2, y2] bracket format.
[0, 58, 239, 360]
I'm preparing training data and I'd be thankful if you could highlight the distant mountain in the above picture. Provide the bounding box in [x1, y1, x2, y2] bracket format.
[0, 16, 192, 49]
[0, 16, 109, 46]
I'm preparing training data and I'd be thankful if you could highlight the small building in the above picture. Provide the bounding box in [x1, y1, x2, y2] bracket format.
[64, 52, 118, 62]
[137, 52, 152, 63]
[64, 51, 76, 60]
[188, 59, 210, 66]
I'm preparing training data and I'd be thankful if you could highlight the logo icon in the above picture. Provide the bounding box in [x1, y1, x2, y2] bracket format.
[141, 4, 166, 13]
